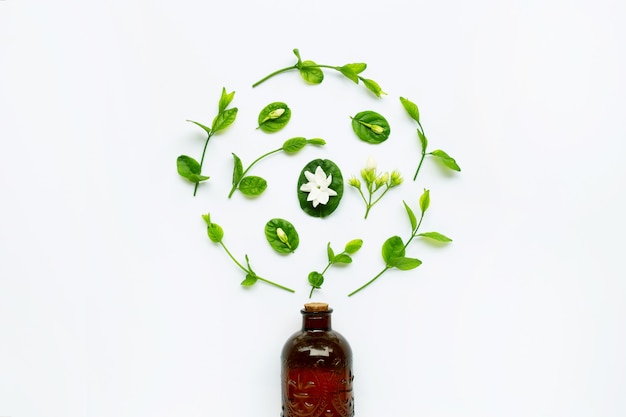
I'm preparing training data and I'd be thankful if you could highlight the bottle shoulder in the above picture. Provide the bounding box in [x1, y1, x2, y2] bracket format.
[282, 329, 352, 362]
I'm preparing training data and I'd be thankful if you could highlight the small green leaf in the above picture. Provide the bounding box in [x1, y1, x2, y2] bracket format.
[389, 256, 422, 270]
[342, 63, 367, 75]
[382, 236, 405, 265]
[211, 107, 238, 133]
[351, 111, 391, 144]
[257, 102, 291, 133]
[308, 271, 324, 288]
[403, 201, 417, 230]
[241, 274, 258, 287]
[297, 159, 344, 218]
[418, 232, 453, 242]
[326, 242, 335, 263]
[177, 155, 210, 183]
[207, 222, 224, 243]
[361, 78, 385, 98]
[282, 137, 307, 154]
[430, 149, 461, 171]
[344, 239, 363, 254]
[306, 138, 326, 146]
[299, 60, 324, 84]
[231, 153, 243, 186]
[187, 120, 212, 136]
[418, 129, 428, 151]
[238, 176, 267, 196]
[218, 87, 235, 114]
[399, 96, 420, 123]
[419, 189, 430, 213]
[333, 254, 353, 264]
[264, 218, 299, 254]
[292, 48, 302, 64]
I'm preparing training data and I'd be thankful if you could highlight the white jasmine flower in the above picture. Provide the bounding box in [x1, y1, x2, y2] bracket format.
[366, 155, 377, 171]
[300, 166, 337, 208]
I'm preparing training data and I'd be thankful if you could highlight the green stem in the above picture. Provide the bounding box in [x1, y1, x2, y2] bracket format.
[194, 132, 214, 196]
[257, 276, 295, 293]
[413, 121, 427, 181]
[347, 266, 390, 297]
[252, 65, 298, 87]
[228, 147, 283, 198]
[219, 242, 249, 274]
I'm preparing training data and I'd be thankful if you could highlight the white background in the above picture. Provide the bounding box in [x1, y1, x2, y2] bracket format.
[1, 0, 625, 416]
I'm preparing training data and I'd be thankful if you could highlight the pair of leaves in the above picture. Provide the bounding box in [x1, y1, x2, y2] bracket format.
[381, 236, 422, 270]
[351, 111, 391, 144]
[265, 218, 299, 254]
[257, 102, 291, 133]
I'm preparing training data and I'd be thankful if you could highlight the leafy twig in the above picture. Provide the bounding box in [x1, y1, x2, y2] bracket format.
[252, 48, 386, 98]
[308, 239, 363, 298]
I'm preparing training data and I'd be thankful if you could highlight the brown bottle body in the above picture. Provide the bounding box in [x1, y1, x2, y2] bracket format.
[281, 303, 354, 417]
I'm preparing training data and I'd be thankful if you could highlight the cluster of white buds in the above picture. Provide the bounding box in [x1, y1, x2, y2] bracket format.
[349, 156, 403, 219]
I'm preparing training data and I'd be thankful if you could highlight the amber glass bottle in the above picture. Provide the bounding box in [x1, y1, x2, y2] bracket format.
[281, 302, 354, 417]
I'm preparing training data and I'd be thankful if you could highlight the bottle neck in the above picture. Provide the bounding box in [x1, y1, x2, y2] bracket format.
[301, 309, 333, 331]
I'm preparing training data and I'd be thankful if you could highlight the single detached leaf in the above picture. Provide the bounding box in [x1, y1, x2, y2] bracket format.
[403, 201, 418, 230]
[333, 254, 353, 264]
[362, 78, 385, 98]
[257, 102, 291, 133]
[430, 149, 461, 171]
[389, 256, 422, 270]
[308, 271, 324, 289]
[231, 153, 243, 186]
[241, 274, 258, 287]
[282, 137, 307, 154]
[177, 155, 210, 183]
[344, 239, 363, 254]
[399, 96, 420, 123]
[297, 159, 344, 218]
[418, 232, 453, 242]
[327, 242, 335, 263]
[264, 218, 300, 254]
[351, 111, 391, 144]
[419, 189, 430, 213]
[238, 176, 267, 196]
[207, 222, 224, 243]
[211, 107, 238, 134]
[218, 87, 235, 114]
[382, 236, 406, 265]
[299, 60, 324, 84]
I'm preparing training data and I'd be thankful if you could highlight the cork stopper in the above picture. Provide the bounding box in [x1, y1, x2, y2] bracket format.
[304, 302, 329, 312]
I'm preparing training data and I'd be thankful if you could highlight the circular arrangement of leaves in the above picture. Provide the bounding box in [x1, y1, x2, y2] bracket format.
[297, 159, 344, 218]
[351, 110, 390, 144]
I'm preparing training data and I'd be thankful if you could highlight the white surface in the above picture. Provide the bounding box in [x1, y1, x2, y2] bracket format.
[1, 1, 625, 416]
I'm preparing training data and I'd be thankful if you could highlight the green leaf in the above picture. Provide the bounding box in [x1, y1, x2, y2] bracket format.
[344, 239, 363, 254]
[382, 236, 406, 265]
[342, 63, 367, 75]
[417, 129, 428, 151]
[361, 78, 385, 98]
[418, 232, 453, 242]
[351, 111, 391, 144]
[231, 153, 243, 186]
[177, 155, 210, 183]
[430, 149, 461, 171]
[238, 176, 267, 196]
[292, 48, 302, 65]
[187, 120, 212, 136]
[218, 87, 235, 114]
[389, 256, 422, 270]
[308, 271, 324, 288]
[207, 222, 224, 243]
[399, 96, 420, 123]
[403, 201, 417, 230]
[241, 274, 258, 287]
[282, 137, 307, 154]
[257, 102, 291, 133]
[299, 60, 324, 84]
[419, 189, 430, 213]
[327, 242, 335, 263]
[211, 107, 238, 134]
[306, 138, 326, 146]
[297, 159, 344, 218]
[333, 254, 353, 264]
[264, 218, 300, 254]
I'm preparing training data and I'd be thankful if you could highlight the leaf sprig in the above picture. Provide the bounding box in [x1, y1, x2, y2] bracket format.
[347, 189, 452, 297]
[229, 137, 326, 198]
[177, 87, 238, 196]
[308, 239, 363, 298]
[202, 213, 295, 293]
[252, 48, 386, 98]
[399, 97, 461, 181]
